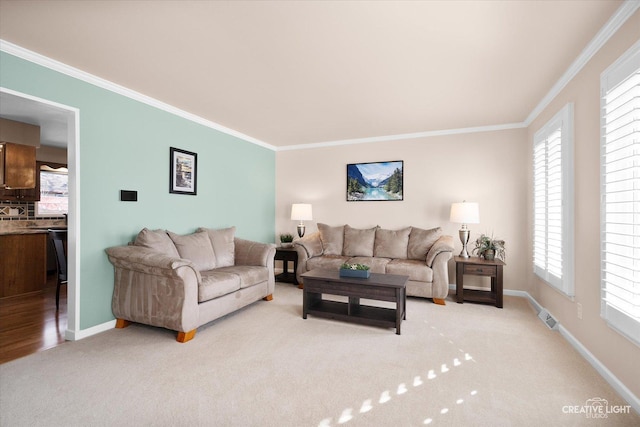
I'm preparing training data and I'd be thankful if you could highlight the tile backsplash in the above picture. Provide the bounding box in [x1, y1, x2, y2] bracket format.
[0, 201, 65, 221]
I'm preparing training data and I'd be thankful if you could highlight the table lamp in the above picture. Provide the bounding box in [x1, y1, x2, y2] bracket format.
[291, 203, 313, 238]
[450, 201, 480, 258]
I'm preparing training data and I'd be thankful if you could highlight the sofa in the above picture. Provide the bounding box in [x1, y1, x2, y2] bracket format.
[294, 224, 454, 304]
[105, 226, 276, 343]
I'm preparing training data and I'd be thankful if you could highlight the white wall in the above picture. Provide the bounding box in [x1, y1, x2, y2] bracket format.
[276, 127, 528, 291]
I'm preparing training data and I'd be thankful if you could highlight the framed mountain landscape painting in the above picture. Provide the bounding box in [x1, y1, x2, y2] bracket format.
[347, 160, 403, 201]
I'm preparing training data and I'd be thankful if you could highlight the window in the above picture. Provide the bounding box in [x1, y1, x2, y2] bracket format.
[533, 103, 574, 296]
[36, 163, 68, 216]
[600, 41, 640, 346]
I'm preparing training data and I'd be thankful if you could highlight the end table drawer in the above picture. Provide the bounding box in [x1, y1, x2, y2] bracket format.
[463, 264, 497, 276]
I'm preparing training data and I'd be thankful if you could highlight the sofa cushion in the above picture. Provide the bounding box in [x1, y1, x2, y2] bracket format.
[199, 226, 236, 268]
[318, 223, 344, 256]
[343, 225, 377, 257]
[167, 231, 216, 271]
[374, 227, 411, 259]
[386, 259, 433, 282]
[306, 255, 350, 272]
[198, 271, 241, 302]
[216, 265, 269, 289]
[347, 256, 391, 274]
[407, 227, 443, 260]
[134, 228, 180, 258]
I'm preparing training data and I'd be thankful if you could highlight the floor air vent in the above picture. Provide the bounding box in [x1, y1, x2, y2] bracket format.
[538, 309, 559, 330]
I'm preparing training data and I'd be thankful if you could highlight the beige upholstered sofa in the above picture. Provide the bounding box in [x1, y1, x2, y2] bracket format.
[294, 224, 454, 304]
[105, 227, 276, 343]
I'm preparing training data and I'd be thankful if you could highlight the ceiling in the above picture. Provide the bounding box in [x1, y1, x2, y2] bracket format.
[0, 91, 70, 148]
[0, 0, 626, 148]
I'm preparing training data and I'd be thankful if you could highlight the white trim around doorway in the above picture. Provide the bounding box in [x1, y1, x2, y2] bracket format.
[0, 87, 81, 340]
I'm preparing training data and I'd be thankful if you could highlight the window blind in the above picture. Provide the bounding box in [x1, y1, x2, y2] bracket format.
[533, 104, 574, 295]
[600, 41, 640, 346]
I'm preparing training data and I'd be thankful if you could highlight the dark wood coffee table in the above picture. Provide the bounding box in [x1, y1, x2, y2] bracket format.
[301, 269, 409, 335]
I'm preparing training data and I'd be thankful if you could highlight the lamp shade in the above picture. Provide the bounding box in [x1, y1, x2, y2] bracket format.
[291, 203, 313, 221]
[450, 202, 480, 224]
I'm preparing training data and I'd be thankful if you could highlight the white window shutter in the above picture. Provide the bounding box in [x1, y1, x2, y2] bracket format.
[533, 104, 574, 296]
[600, 40, 640, 346]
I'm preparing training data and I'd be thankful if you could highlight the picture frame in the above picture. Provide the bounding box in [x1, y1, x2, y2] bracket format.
[169, 147, 197, 195]
[347, 160, 403, 201]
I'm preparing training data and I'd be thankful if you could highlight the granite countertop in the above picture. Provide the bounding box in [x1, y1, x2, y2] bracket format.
[0, 228, 58, 235]
[0, 223, 67, 236]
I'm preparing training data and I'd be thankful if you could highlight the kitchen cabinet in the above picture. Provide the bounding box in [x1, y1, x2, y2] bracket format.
[0, 142, 37, 190]
[0, 186, 39, 201]
[0, 232, 47, 298]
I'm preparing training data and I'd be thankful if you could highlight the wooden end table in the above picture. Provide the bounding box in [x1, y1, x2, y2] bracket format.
[274, 247, 299, 286]
[454, 256, 505, 308]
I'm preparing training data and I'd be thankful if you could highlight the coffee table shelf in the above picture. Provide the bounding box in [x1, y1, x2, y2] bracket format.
[306, 300, 398, 328]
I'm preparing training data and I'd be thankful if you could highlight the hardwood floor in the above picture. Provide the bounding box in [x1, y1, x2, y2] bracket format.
[0, 273, 67, 364]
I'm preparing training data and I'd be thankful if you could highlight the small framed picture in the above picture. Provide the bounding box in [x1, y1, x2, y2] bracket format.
[169, 147, 197, 195]
[347, 160, 403, 201]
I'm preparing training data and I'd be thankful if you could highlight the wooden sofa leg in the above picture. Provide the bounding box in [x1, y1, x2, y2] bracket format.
[263, 294, 273, 301]
[115, 319, 131, 329]
[177, 329, 196, 343]
[433, 298, 446, 306]
[297, 280, 304, 290]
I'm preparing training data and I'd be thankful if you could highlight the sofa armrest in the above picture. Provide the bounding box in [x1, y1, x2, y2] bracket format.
[293, 231, 323, 284]
[105, 245, 200, 332]
[234, 238, 276, 267]
[426, 235, 454, 267]
[106, 245, 196, 276]
[294, 231, 323, 258]
[234, 238, 276, 296]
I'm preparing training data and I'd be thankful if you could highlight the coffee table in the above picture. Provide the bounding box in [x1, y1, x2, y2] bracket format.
[301, 269, 409, 335]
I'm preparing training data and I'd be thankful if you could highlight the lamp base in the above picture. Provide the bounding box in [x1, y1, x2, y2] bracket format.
[297, 224, 306, 238]
[458, 227, 471, 258]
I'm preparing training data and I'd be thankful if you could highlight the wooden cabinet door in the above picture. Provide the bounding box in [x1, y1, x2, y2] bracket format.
[0, 187, 39, 201]
[0, 234, 47, 298]
[2, 143, 36, 189]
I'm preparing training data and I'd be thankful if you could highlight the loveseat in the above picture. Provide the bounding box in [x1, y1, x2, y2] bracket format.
[105, 227, 276, 343]
[294, 224, 454, 304]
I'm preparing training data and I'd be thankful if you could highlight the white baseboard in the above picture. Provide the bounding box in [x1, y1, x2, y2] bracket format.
[559, 325, 640, 414]
[448, 283, 639, 414]
[65, 319, 116, 341]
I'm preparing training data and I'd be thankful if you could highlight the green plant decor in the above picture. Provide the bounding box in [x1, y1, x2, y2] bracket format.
[280, 233, 294, 243]
[472, 234, 506, 261]
[340, 263, 371, 271]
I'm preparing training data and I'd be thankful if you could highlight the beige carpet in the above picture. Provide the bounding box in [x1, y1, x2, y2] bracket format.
[0, 282, 637, 427]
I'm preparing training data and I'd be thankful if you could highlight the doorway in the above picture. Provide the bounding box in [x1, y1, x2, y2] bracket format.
[0, 87, 79, 348]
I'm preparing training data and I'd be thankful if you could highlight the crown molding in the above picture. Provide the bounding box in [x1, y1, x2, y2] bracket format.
[0, 39, 277, 152]
[277, 122, 526, 151]
[524, 0, 640, 126]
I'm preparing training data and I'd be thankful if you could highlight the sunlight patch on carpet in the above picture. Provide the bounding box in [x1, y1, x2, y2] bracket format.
[318, 353, 476, 426]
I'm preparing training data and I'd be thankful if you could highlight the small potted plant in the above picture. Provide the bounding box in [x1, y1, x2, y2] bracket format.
[279, 233, 294, 248]
[339, 262, 371, 278]
[472, 234, 505, 261]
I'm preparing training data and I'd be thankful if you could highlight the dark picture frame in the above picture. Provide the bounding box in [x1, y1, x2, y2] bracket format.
[169, 147, 197, 195]
[347, 160, 403, 201]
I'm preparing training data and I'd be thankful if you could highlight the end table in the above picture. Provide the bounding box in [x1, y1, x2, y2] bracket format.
[454, 256, 505, 308]
[275, 247, 299, 286]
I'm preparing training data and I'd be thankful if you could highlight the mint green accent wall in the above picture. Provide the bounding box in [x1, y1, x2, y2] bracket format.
[0, 52, 276, 329]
